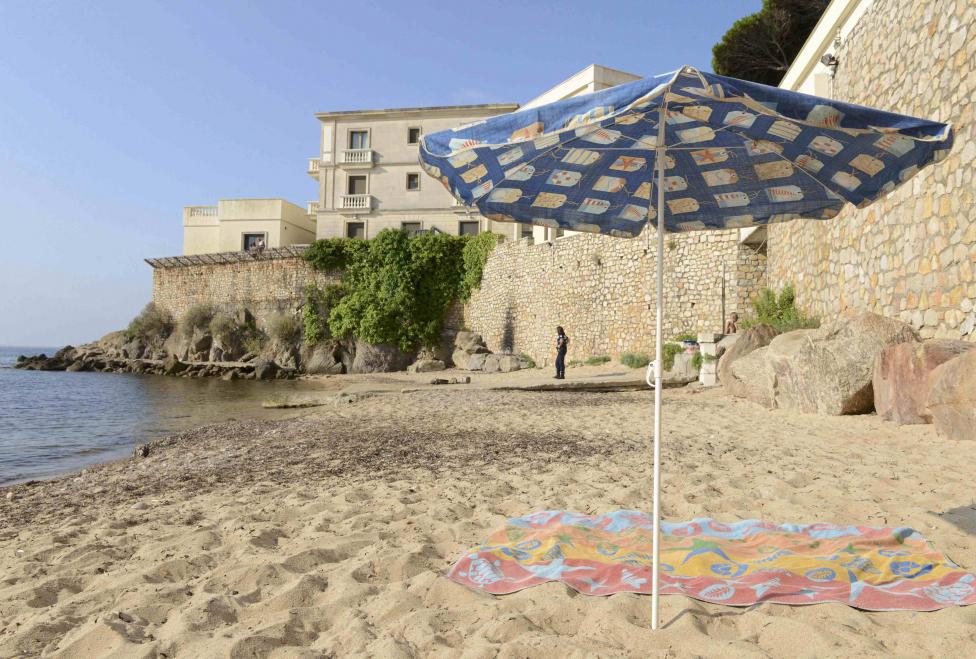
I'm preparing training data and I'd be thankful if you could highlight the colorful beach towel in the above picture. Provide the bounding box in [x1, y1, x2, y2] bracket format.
[449, 511, 976, 611]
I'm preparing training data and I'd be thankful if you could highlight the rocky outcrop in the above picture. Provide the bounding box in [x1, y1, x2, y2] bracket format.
[727, 313, 919, 415]
[407, 359, 446, 373]
[302, 342, 345, 375]
[451, 331, 491, 370]
[350, 340, 413, 374]
[162, 355, 189, 376]
[873, 340, 974, 425]
[926, 349, 976, 441]
[252, 358, 278, 381]
[720, 324, 778, 398]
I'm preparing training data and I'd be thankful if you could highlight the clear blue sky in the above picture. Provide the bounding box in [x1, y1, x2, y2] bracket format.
[0, 0, 760, 346]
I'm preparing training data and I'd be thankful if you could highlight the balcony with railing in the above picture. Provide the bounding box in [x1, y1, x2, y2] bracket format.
[339, 149, 374, 168]
[307, 158, 322, 176]
[339, 194, 372, 212]
[307, 201, 321, 214]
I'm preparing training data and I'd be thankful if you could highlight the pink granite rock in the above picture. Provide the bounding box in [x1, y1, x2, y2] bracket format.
[927, 349, 976, 441]
[873, 340, 974, 424]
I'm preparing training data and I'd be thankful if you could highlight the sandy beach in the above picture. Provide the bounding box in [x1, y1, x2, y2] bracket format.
[2, 367, 975, 657]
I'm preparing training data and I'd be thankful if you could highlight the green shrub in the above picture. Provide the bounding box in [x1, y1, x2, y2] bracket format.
[305, 230, 499, 353]
[740, 283, 820, 333]
[662, 343, 684, 371]
[460, 232, 500, 300]
[242, 329, 267, 355]
[267, 313, 301, 344]
[125, 303, 174, 341]
[585, 355, 611, 366]
[691, 352, 718, 371]
[208, 312, 238, 343]
[179, 304, 215, 339]
[519, 353, 537, 368]
[673, 333, 697, 342]
[620, 351, 651, 369]
[303, 238, 369, 271]
[301, 284, 346, 346]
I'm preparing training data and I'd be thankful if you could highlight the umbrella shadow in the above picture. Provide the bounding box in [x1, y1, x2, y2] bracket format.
[932, 505, 976, 536]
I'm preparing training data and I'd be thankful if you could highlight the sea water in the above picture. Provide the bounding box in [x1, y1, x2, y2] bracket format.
[0, 346, 325, 485]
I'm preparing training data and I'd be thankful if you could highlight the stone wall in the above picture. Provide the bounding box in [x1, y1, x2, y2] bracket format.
[464, 231, 766, 364]
[150, 249, 340, 325]
[767, 0, 976, 341]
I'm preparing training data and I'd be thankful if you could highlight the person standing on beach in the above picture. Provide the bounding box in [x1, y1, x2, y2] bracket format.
[554, 326, 569, 379]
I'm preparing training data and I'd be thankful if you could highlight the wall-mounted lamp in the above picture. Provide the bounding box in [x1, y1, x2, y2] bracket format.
[820, 53, 839, 76]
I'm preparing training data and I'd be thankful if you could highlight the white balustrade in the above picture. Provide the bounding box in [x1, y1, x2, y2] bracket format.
[339, 194, 371, 211]
[340, 149, 373, 166]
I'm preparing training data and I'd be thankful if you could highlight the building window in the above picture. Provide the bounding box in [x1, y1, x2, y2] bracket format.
[552, 227, 565, 239]
[402, 221, 422, 236]
[406, 173, 421, 190]
[459, 221, 480, 237]
[346, 222, 365, 239]
[349, 130, 369, 150]
[347, 175, 367, 195]
[407, 127, 421, 144]
[520, 224, 533, 239]
[242, 232, 267, 251]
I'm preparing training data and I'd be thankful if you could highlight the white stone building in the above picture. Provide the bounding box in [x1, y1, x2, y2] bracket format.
[180, 64, 645, 253]
[307, 103, 518, 240]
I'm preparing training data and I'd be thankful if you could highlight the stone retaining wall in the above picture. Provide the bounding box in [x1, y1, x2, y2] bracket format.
[150, 250, 340, 324]
[464, 231, 766, 364]
[767, 0, 976, 341]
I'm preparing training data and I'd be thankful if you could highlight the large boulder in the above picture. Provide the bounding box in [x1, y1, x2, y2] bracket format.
[774, 313, 918, 414]
[874, 340, 974, 425]
[465, 353, 489, 371]
[407, 359, 446, 373]
[716, 333, 739, 359]
[497, 354, 523, 373]
[302, 342, 345, 375]
[269, 343, 300, 370]
[727, 330, 813, 408]
[482, 354, 501, 373]
[431, 329, 458, 365]
[120, 337, 145, 360]
[350, 340, 412, 373]
[162, 355, 189, 376]
[729, 313, 919, 414]
[720, 324, 778, 396]
[926, 349, 976, 441]
[188, 329, 213, 362]
[454, 331, 488, 353]
[252, 358, 278, 381]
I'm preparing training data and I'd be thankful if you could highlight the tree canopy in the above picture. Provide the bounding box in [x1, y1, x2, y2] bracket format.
[712, 0, 829, 86]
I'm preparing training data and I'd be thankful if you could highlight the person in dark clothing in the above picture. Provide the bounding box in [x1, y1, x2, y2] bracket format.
[554, 326, 569, 379]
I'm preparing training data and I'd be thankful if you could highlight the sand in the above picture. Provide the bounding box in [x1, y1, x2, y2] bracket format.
[2, 368, 976, 657]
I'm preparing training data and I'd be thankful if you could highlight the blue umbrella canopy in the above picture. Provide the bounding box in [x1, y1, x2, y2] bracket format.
[419, 66, 952, 237]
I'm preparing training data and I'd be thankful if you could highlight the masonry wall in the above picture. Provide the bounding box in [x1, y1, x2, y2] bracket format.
[151, 256, 340, 324]
[465, 232, 766, 364]
[768, 0, 976, 341]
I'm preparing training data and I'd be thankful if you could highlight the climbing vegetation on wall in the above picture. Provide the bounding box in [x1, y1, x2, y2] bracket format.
[303, 230, 499, 351]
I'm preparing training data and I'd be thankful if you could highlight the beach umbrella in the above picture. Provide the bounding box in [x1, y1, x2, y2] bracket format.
[419, 65, 953, 628]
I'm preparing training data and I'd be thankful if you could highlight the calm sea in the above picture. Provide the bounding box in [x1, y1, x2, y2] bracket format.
[0, 346, 328, 486]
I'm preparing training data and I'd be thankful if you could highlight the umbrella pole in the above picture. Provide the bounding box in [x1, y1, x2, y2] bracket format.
[651, 105, 666, 631]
